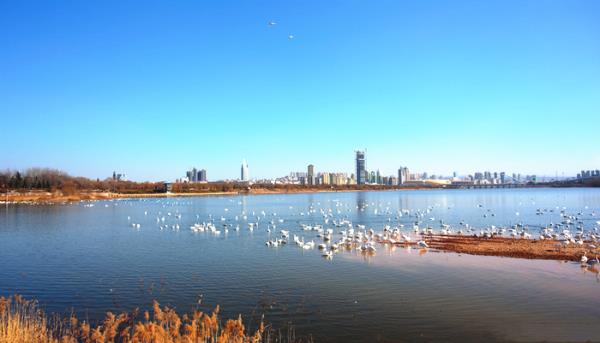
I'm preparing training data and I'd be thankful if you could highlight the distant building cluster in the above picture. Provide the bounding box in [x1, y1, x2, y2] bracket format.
[112, 171, 127, 182]
[271, 151, 412, 186]
[578, 170, 600, 179]
[452, 171, 538, 185]
[471, 171, 509, 185]
[171, 151, 589, 186]
[270, 171, 354, 186]
[183, 167, 207, 183]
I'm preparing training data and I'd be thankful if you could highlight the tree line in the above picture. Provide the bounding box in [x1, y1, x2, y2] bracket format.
[0, 168, 167, 194]
[0, 168, 446, 195]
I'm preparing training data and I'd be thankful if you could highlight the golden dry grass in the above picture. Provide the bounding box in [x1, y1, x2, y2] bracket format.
[0, 295, 306, 343]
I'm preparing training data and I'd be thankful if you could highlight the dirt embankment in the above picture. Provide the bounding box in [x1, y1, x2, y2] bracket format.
[397, 234, 599, 262]
[2, 191, 115, 203]
[1, 190, 243, 203]
[2, 187, 429, 203]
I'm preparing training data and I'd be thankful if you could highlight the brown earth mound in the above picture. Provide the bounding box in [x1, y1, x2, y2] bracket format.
[394, 234, 599, 262]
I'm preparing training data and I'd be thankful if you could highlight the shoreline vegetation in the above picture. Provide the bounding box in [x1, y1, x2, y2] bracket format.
[1, 168, 596, 205]
[0, 295, 309, 343]
[0, 168, 453, 205]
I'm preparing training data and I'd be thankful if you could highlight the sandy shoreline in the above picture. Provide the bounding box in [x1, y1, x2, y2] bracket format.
[0, 188, 413, 204]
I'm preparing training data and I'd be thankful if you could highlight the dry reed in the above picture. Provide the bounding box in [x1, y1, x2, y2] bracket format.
[0, 295, 309, 343]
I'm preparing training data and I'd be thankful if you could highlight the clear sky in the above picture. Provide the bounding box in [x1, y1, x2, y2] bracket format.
[1, 0, 599, 181]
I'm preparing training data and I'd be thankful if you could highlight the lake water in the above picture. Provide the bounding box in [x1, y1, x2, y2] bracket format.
[1, 188, 600, 342]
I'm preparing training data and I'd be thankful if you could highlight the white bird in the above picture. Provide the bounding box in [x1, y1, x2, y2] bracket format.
[581, 253, 588, 264]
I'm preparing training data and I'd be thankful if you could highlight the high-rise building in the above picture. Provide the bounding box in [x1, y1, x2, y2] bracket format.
[186, 167, 206, 183]
[376, 170, 381, 185]
[191, 167, 198, 182]
[398, 167, 409, 185]
[241, 159, 249, 181]
[307, 164, 315, 186]
[198, 169, 207, 182]
[332, 173, 347, 185]
[369, 171, 376, 184]
[355, 150, 366, 185]
[320, 172, 330, 185]
[500, 172, 506, 184]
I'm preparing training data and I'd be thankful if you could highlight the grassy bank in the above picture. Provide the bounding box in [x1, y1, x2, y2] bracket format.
[0, 295, 309, 343]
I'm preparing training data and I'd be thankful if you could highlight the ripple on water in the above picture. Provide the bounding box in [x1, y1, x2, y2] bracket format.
[1, 188, 600, 342]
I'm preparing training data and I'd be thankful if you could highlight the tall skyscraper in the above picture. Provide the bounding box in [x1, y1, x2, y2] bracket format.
[355, 150, 366, 185]
[241, 159, 249, 181]
[398, 167, 409, 185]
[307, 164, 315, 186]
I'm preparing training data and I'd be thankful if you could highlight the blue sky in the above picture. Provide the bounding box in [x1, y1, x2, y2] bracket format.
[1, 0, 599, 181]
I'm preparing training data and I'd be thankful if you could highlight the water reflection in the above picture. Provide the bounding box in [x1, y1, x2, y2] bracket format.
[1, 188, 600, 343]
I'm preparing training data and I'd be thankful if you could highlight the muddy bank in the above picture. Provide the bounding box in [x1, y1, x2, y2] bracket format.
[1, 187, 431, 204]
[395, 234, 599, 262]
[0, 191, 241, 204]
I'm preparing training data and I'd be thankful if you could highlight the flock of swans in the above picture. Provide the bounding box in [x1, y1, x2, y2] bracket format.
[118, 196, 600, 265]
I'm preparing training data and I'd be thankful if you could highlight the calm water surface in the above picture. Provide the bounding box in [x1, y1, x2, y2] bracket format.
[1, 188, 600, 342]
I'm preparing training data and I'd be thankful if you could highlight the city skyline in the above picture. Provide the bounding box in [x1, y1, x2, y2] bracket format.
[2, 151, 596, 183]
[1, 1, 599, 181]
[174, 149, 590, 185]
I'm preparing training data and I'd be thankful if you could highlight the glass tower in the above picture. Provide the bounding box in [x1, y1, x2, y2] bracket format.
[355, 150, 366, 185]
